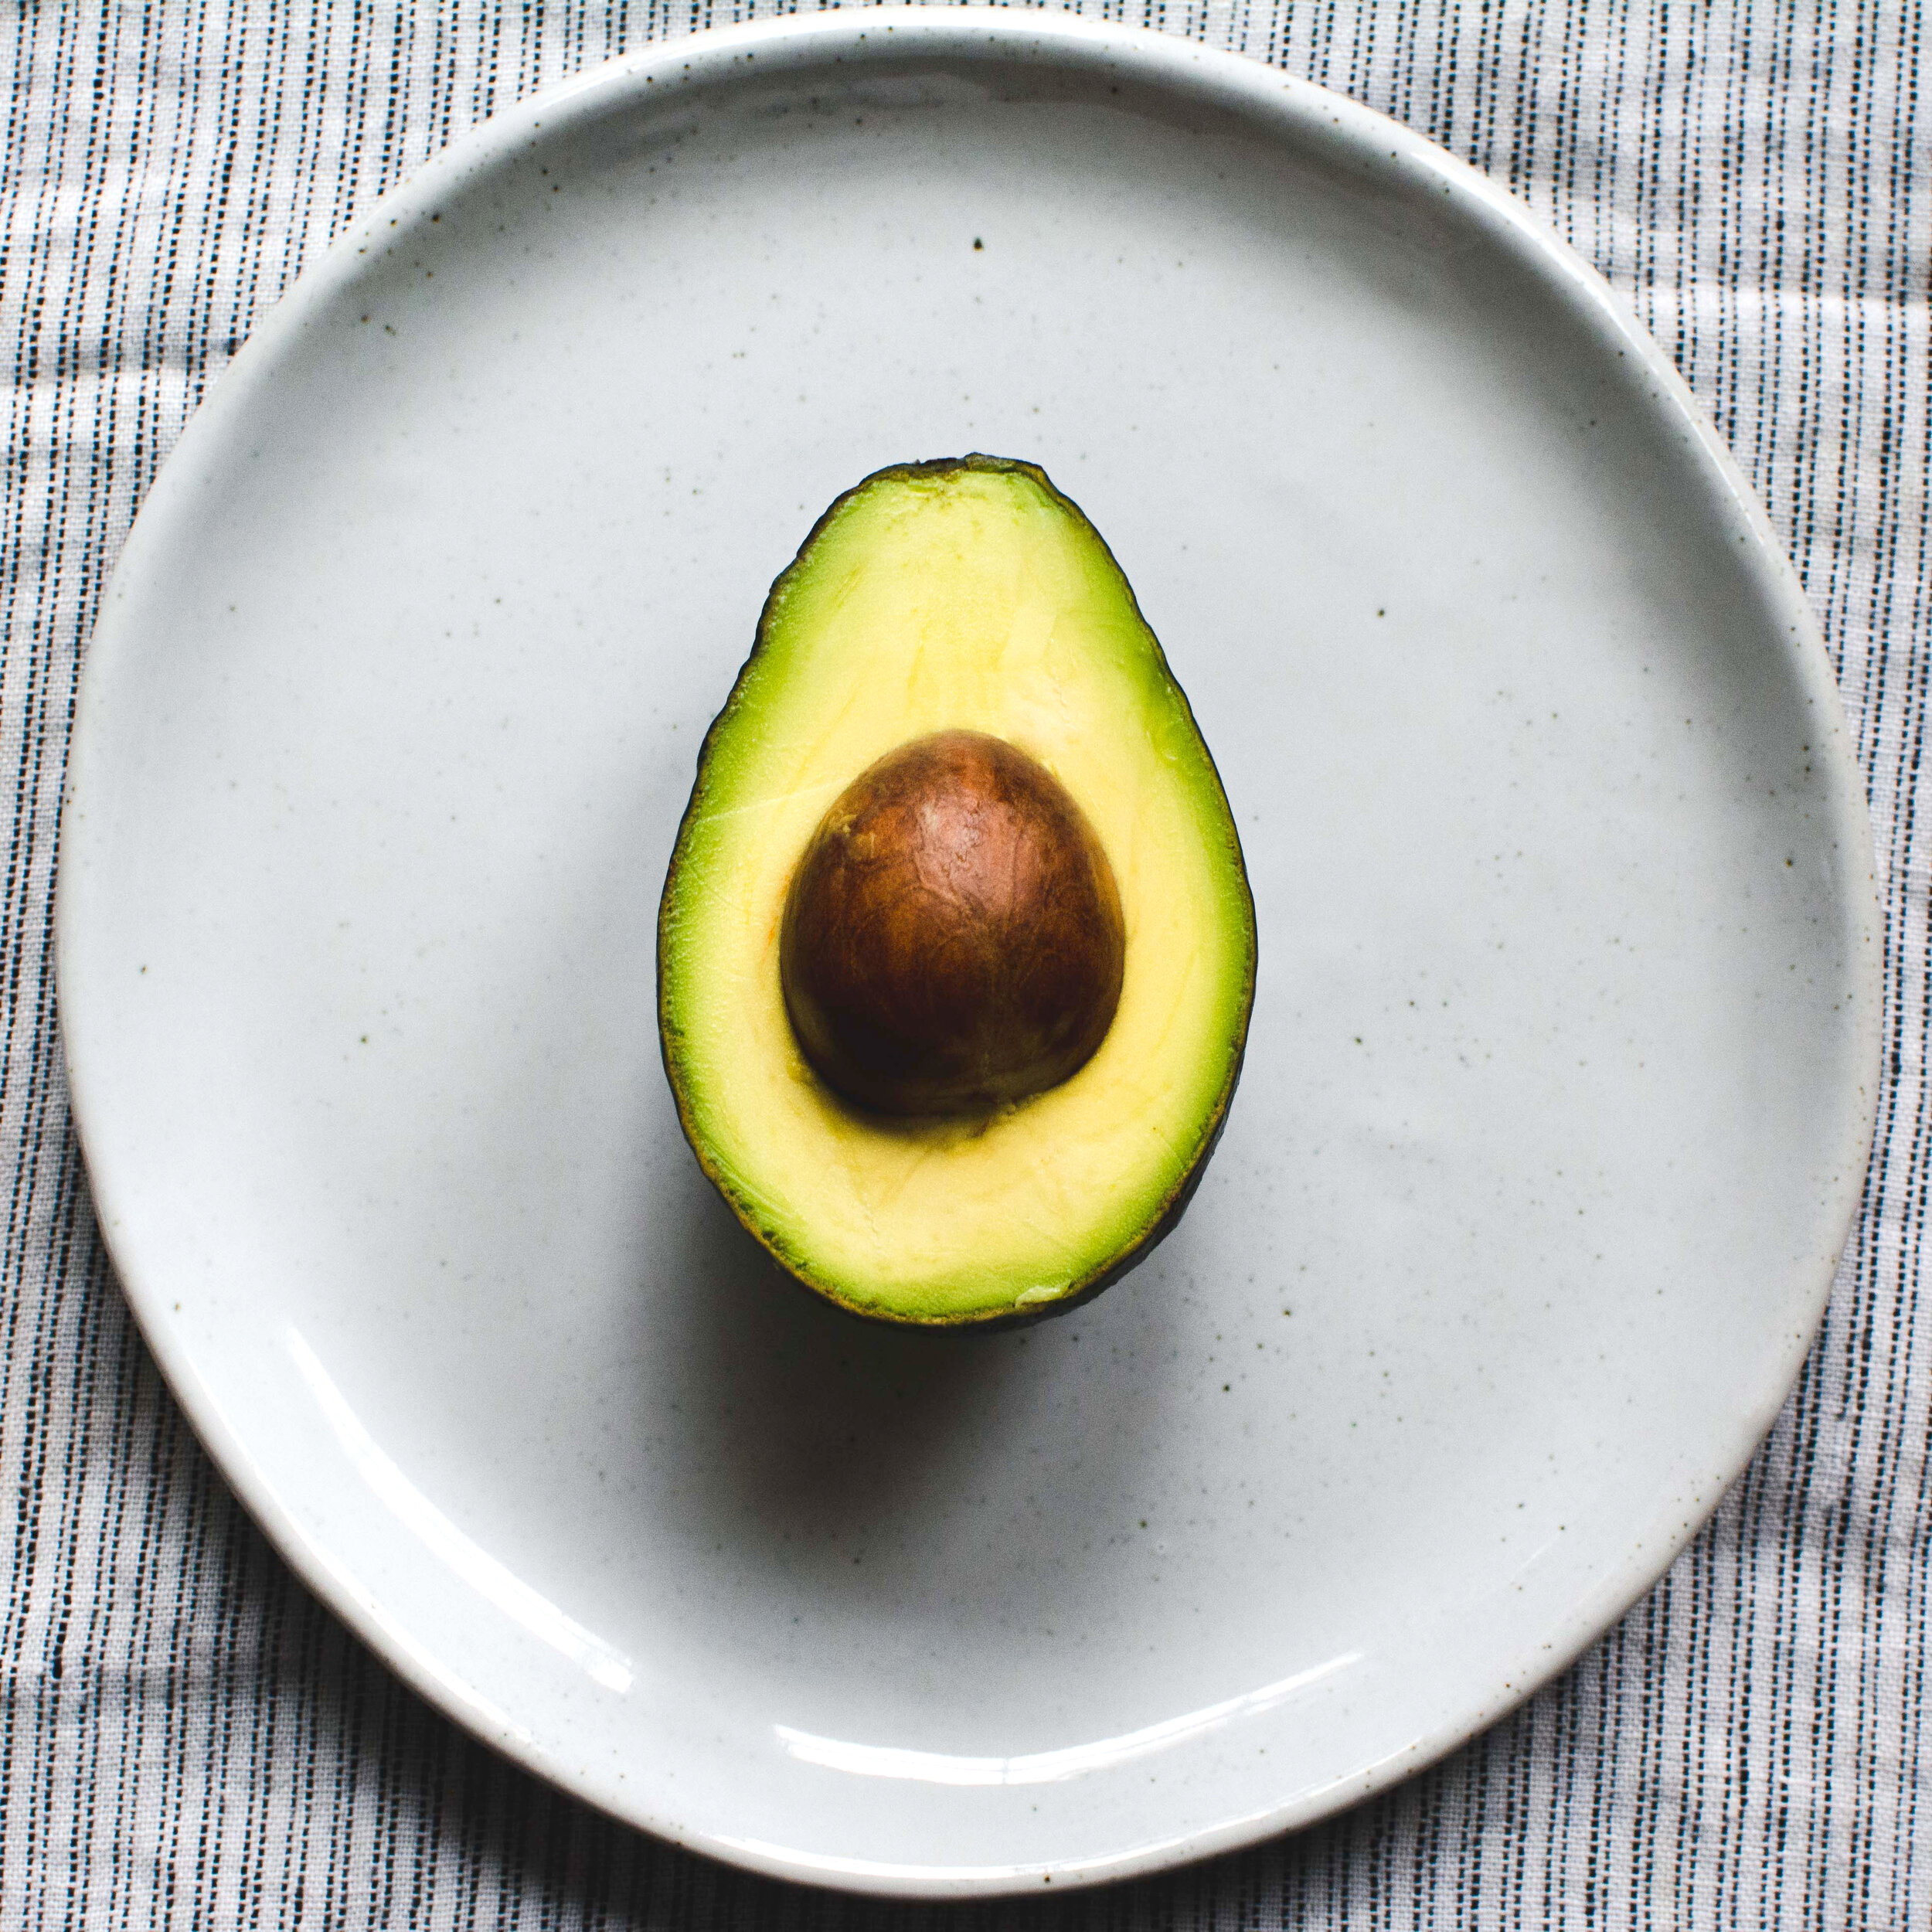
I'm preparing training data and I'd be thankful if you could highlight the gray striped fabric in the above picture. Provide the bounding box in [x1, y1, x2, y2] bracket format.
[3, 2, 1926, 1924]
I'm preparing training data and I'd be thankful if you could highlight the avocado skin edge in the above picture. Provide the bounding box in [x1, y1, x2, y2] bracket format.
[656, 453, 1259, 1332]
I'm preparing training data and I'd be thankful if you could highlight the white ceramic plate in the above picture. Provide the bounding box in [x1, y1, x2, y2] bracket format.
[56, 12, 1881, 1897]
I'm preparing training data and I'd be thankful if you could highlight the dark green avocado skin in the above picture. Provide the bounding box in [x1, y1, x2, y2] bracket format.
[658, 454, 1257, 1331]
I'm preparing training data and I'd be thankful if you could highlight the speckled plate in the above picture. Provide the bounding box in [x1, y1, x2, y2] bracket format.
[56, 12, 1881, 1897]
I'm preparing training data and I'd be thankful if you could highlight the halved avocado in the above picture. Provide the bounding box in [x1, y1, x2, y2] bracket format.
[658, 456, 1256, 1327]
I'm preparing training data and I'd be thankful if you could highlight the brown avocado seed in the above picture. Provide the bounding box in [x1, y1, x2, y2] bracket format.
[780, 730, 1126, 1116]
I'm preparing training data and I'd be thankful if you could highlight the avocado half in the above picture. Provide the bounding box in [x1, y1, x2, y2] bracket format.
[658, 456, 1256, 1328]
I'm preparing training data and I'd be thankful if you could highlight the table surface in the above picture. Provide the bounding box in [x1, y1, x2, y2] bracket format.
[4, 3, 1927, 1926]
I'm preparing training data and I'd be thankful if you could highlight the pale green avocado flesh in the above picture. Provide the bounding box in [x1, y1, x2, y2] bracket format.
[658, 456, 1256, 1327]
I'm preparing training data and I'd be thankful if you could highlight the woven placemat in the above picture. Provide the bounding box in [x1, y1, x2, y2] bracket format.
[3, 4, 1926, 1923]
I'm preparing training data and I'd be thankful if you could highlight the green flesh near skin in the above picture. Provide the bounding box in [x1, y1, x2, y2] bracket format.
[658, 456, 1257, 1327]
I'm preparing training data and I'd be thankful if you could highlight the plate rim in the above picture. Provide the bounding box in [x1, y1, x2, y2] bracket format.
[54, 6, 1885, 1897]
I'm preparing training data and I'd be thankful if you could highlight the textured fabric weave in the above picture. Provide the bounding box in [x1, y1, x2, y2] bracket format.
[2, 2, 1927, 1924]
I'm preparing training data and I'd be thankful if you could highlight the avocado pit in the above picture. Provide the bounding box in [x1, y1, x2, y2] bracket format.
[780, 730, 1126, 1116]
